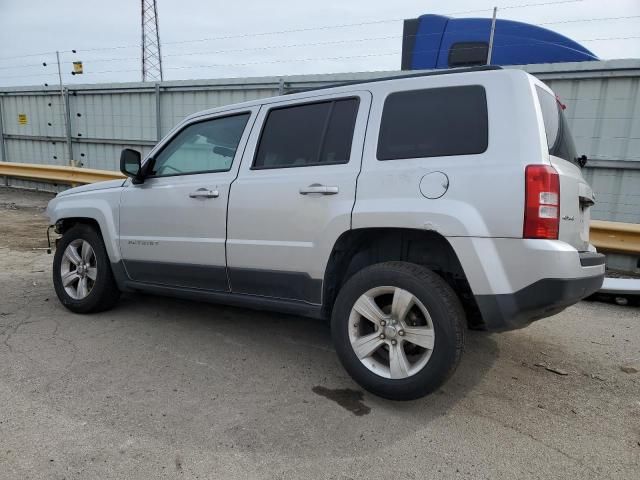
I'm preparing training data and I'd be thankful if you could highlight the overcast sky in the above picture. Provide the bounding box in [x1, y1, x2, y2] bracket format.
[0, 0, 639, 87]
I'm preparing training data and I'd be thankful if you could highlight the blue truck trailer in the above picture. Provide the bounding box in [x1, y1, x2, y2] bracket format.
[401, 14, 598, 70]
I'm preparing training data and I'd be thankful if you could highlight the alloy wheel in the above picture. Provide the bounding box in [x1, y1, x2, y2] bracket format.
[348, 286, 435, 379]
[60, 239, 97, 300]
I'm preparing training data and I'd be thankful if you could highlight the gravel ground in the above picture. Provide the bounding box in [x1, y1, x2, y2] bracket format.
[0, 187, 639, 480]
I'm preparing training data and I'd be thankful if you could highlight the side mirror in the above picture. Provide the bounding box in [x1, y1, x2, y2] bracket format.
[120, 148, 143, 184]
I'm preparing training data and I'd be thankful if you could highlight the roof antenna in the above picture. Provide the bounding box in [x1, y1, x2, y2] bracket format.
[486, 7, 498, 65]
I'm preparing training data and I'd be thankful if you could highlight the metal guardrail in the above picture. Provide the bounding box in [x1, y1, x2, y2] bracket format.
[1, 161, 638, 255]
[0, 161, 123, 185]
[589, 220, 640, 255]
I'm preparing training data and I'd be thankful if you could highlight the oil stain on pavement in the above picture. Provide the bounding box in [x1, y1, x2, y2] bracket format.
[312, 386, 371, 416]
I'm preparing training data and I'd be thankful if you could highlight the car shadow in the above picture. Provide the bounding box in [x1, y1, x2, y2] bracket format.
[85, 292, 499, 456]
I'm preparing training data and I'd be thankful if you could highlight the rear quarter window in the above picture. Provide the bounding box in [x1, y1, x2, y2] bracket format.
[377, 85, 488, 161]
[536, 86, 560, 148]
[535, 86, 578, 165]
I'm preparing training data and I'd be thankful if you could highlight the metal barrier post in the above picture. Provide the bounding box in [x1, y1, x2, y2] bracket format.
[0, 94, 7, 186]
[155, 82, 161, 141]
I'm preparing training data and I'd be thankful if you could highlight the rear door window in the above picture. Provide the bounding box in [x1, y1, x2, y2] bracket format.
[536, 86, 578, 164]
[377, 85, 488, 160]
[253, 98, 359, 169]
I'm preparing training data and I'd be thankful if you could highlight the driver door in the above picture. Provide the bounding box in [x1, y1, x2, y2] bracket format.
[118, 108, 256, 291]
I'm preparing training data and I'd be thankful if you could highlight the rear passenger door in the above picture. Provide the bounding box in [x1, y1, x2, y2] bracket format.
[227, 92, 372, 303]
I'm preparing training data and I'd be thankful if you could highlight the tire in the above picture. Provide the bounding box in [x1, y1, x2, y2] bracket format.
[331, 261, 465, 401]
[53, 223, 120, 313]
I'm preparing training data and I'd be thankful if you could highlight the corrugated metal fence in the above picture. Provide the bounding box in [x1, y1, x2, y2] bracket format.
[533, 60, 640, 226]
[1, 60, 639, 223]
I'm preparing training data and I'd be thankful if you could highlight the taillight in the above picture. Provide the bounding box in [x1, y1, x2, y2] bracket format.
[523, 165, 560, 239]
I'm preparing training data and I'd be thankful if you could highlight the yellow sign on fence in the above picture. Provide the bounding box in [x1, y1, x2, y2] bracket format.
[72, 61, 83, 74]
[18, 113, 27, 125]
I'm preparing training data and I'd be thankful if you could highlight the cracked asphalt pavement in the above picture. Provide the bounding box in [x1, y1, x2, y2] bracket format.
[0, 187, 639, 479]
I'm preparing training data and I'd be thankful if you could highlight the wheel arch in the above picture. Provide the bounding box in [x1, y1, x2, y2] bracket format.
[51, 208, 119, 264]
[55, 216, 102, 235]
[322, 227, 483, 328]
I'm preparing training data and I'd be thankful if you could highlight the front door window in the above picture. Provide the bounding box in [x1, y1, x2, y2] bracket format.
[151, 113, 250, 177]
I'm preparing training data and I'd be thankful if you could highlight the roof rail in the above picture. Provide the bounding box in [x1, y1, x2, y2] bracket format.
[285, 65, 503, 94]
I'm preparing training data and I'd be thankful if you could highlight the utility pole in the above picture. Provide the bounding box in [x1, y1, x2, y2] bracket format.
[141, 0, 164, 82]
[55, 51, 74, 166]
[56, 51, 64, 99]
[487, 7, 498, 65]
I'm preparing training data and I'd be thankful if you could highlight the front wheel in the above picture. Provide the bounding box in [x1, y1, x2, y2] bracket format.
[331, 262, 465, 400]
[52, 224, 120, 313]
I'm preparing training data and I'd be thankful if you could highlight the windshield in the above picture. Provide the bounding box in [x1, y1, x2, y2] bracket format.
[536, 86, 579, 165]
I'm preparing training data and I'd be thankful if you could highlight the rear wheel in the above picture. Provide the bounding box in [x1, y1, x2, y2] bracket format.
[53, 224, 120, 313]
[331, 261, 465, 400]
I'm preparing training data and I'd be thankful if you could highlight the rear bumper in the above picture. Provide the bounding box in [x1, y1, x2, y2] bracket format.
[447, 237, 606, 331]
[475, 271, 604, 331]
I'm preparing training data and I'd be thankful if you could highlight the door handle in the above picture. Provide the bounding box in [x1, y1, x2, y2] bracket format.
[299, 184, 339, 195]
[189, 188, 219, 199]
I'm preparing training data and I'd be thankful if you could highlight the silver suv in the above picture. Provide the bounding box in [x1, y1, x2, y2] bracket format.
[46, 66, 605, 400]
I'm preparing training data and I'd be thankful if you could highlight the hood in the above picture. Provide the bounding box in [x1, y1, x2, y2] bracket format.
[56, 179, 127, 197]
